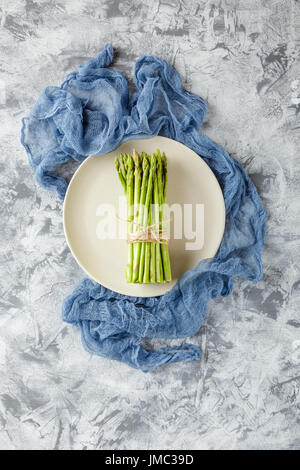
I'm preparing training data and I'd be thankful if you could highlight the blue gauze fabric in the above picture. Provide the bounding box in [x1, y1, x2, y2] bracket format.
[21, 44, 266, 372]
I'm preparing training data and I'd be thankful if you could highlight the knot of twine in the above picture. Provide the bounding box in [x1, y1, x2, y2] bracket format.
[127, 222, 169, 244]
[115, 214, 170, 244]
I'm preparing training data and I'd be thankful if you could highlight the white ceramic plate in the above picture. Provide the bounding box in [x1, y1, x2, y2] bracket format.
[63, 136, 225, 297]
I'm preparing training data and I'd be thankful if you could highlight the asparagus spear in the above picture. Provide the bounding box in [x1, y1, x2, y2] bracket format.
[115, 157, 126, 193]
[156, 149, 163, 217]
[132, 149, 142, 277]
[132, 155, 149, 282]
[162, 152, 167, 202]
[153, 154, 164, 283]
[143, 207, 151, 283]
[156, 149, 164, 282]
[121, 153, 128, 174]
[138, 154, 155, 283]
[126, 154, 134, 282]
[160, 152, 172, 281]
[150, 188, 156, 283]
[133, 150, 141, 224]
[119, 153, 127, 181]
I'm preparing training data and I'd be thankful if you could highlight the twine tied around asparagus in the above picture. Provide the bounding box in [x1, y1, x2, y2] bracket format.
[115, 213, 170, 244]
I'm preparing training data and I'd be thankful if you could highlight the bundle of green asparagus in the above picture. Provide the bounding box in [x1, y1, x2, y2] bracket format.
[115, 149, 172, 284]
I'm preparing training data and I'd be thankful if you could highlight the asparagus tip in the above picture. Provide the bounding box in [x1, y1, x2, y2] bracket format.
[151, 153, 157, 170]
[127, 153, 134, 170]
[142, 154, 149, 171]
[133, 149, 140, 167]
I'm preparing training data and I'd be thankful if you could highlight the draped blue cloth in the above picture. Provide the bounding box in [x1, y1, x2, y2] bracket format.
[21, 44, 266, 372]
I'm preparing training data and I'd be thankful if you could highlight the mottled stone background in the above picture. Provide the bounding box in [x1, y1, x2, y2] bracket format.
[0, 0, 299, 450]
